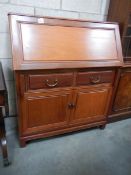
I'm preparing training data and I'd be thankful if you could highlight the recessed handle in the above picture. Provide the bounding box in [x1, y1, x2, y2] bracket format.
[90, 75, 101, 84]
[45, 79, 58, 87]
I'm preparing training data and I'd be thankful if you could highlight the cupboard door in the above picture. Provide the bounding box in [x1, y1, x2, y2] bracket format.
[22, 90, 72, 134]
[71, 86, 112, 124]
[114, 71, 131, 111]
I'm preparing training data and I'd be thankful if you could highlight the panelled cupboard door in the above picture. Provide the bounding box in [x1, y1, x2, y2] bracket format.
[114, 70, 131, 111]
[71, 86, 112, 124]
[21, 90, 72, 135]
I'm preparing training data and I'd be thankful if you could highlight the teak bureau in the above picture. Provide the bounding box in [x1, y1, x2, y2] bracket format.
[8, 14, 123, 147]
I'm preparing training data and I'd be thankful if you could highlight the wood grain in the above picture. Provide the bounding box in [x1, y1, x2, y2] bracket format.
[114, 70, 131, 111]
[71, 86, 112, 124]
[22, 90, 72, 134]
[21, 24, 118, 61]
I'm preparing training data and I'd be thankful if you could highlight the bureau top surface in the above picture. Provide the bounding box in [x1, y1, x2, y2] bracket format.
[9, 13, 123, 70]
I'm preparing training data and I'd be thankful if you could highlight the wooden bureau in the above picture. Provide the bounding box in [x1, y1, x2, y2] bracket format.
[8, 14, 123, 147]
[107, 0, 131, 121]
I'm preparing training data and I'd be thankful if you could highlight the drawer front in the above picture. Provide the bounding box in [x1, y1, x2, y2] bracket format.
[76, 71, 115, 86]
[29, 73, 74, 90]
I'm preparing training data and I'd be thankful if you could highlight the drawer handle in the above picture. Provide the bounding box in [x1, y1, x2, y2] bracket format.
[90, 76, 101, 84]
[45, 79, 58, 87]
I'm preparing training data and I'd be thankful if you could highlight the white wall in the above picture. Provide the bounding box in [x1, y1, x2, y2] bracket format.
[0, 0, 110, 134]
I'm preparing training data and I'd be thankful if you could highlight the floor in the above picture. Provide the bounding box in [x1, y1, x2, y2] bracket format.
[0, 119, 131, 175]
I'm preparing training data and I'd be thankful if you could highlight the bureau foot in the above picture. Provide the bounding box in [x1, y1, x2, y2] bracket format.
[3, 158, 10, 167]
[20, 139, 26, 148]
[99, 124, 106, 130]
[1, 135, 10, 167]
[0, 111, 10, 166]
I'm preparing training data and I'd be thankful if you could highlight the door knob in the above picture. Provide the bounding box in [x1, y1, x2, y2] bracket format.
[68, 103, 75, 109]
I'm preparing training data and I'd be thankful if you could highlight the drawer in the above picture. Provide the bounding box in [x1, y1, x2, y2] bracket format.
[28, 73, 74, 90]
[76, 71, 115, 86]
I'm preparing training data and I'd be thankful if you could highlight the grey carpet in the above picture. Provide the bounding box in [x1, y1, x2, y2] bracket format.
[0, 118, 131, 175]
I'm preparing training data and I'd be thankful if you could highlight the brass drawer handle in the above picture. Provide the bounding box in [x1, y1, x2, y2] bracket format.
[90, 75, 101, 84]
[45, 79, 58, 87]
